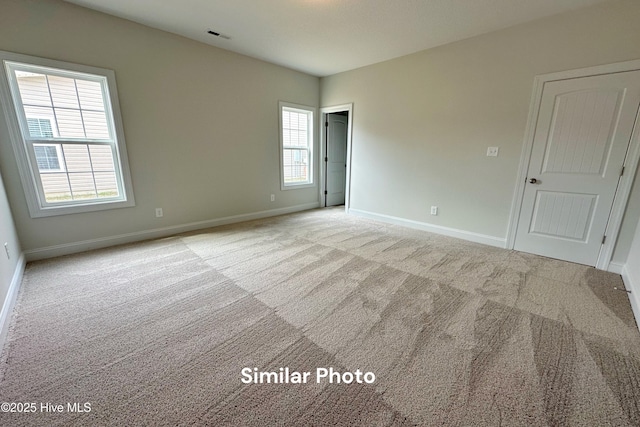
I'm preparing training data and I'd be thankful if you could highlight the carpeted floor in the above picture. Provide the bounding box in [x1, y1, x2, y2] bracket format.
[1, 208, 639, 426]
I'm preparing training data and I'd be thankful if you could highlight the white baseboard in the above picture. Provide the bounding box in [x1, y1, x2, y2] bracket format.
[349, 208, 507, 248]
[621, 265, 640, 333]
[0, 252, 25, 353]
[607, 261, 624, 274]
[25, 202, 320, 261]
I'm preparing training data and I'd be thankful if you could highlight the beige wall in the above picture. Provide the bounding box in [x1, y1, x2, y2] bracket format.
[1, 0, 640, 267]
[0, 0, 320, 253]
[321, 0, 640, 264]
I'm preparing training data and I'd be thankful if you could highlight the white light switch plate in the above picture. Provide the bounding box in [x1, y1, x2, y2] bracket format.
[487, 147, 499, 157]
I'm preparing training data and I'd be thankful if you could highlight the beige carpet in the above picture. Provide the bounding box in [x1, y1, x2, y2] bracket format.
[1, 208, 639, 426]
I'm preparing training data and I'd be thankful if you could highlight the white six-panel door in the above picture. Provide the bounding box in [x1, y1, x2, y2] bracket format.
[514, 70, 640, 266]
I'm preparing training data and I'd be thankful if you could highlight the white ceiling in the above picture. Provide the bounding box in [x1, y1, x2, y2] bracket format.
[64, 0, 610, 77]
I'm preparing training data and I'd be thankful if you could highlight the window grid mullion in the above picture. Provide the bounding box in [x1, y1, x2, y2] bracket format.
[21, 102, 105, 114]
[73, 78, 88, 139]
[25, 138, 114, 145]
[43, 75, 62, 141]
[58, 144, 74, 201]
[86, 144, 99, 198]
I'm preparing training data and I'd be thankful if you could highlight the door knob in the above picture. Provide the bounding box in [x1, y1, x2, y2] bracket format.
[529, 178, 538, 184]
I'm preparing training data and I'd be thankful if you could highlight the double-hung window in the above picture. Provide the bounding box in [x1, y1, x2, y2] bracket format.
[0, 51, 135, 217]
[279, 101, 315, 189]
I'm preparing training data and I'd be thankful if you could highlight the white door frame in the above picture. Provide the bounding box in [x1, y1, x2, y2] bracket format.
[320, 103, 354, 211]
[506, 59, 640, 271]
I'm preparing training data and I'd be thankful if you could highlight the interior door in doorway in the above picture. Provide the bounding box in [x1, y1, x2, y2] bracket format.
[514, 70, 640, 266]
[326, 113, 348, 206]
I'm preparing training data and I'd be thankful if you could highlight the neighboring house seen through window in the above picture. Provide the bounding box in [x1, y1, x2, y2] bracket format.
[33, 144, 63, 172]
[28, 118, 64, 172]
[0, 51, 135, 217]
[27, 118, 53, 138]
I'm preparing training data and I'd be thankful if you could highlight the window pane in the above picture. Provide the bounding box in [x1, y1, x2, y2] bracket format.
[69, 172, 97, 199]
[28, 118, 54, 138]
[76, 80, 105, 111]
[82, 110, 110, 139]
[34, 145, 60, 171]
[41, 173, 71, 203]
[88, 145, 115, 171]
[15, 72, 51, 107]
[298, 115, 307, 131]
[283, 110, 291, 128]
[15, 69, 112, 141]
[94, 171, 118, 197]
[23, 106, 57, 138]
[283, 148, 309, 183]
[55, 108, 85, 138]
[36, 143, 119, 203]
[62, 144, 91, 172]
[282, 109, 309, 148]
[48, 75, 80, 109]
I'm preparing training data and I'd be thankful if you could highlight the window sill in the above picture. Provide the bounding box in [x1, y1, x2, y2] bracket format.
[28, 198, 136, 218]
[281, 182, 315, 191]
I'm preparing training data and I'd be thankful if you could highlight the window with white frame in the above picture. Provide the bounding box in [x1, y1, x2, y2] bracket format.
[0, 51, 135, 217]
[279, 102, 315, 189]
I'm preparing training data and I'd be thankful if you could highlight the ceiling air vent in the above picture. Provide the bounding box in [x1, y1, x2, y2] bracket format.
[207, 30, 231, 40]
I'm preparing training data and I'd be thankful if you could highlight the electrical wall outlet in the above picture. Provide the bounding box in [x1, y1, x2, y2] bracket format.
[487, 147, 499, 157]
[155, 208, 163, 218]
[270, 194, 275, 202]
[431, 206, 438, 216]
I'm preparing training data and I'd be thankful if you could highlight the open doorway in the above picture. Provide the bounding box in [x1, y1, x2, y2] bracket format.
[320, 104, 353, 209]
[325, 112, 348, 206]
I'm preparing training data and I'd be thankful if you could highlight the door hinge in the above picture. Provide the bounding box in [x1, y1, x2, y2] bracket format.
[621, 166, 625, 177]
[324, 157, 328, 162]
[325, 122, 328, 127]
[602, 235, 606, 244]
[324, 191, 328, 195]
